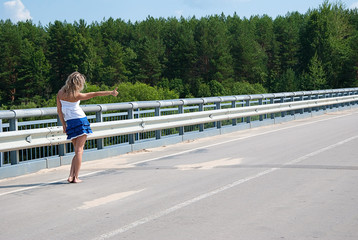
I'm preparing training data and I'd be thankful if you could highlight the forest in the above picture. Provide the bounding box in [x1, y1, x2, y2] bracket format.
[0, 1, 358, 109]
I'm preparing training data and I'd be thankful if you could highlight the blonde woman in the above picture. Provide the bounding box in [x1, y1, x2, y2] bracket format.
[57, 72, 118, 183]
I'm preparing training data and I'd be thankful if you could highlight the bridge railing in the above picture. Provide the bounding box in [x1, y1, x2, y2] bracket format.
[0, 88, 357, 174]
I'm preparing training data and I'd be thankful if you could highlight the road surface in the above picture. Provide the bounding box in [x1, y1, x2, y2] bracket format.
[1, 108, 358, 240]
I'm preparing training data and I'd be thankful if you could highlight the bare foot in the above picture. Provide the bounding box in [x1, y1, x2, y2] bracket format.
[72, 177, 82, 183]
[67, 176, 74, 183]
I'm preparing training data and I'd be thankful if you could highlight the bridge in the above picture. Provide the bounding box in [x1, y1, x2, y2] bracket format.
[1, 89, 358, 239]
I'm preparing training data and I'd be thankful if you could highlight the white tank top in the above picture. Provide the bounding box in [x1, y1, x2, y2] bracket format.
[60, 100, 86, 121]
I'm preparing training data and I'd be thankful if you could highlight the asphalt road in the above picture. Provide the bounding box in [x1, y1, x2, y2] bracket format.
[1, 108, 358, 240]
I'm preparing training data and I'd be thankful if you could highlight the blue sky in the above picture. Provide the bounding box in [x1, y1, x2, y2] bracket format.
[1, 0, 358, 25]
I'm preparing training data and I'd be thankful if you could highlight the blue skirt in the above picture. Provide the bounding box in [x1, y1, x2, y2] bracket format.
[66, 117, 93, 140]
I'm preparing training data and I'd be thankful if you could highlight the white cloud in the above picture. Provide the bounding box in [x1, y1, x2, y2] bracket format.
[4, 0, 32, 22]
[175, 10, 184, 18]
[350, 2, 358, 9]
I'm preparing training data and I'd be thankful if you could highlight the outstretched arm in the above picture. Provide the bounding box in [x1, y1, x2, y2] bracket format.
[76, 87, 119, 101]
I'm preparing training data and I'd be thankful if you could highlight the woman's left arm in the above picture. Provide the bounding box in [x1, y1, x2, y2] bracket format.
[56, 94, 67, 133]
[76, 87, 118, 101]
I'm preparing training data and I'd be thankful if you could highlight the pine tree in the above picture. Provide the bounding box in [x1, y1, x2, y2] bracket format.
[17, 39, 51, 102]
[309, 52, 327, 89]
[0, 20, 22, 103]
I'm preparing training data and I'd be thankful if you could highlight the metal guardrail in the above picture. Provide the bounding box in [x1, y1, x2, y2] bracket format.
[0, 94, 357, 152]
[1, 88, 358, 168]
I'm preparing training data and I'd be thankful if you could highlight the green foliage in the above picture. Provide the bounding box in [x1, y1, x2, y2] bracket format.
[300, 1, 353, 88]
[308, 52, 327, 89]
[82, 82, 179, 104]
[17, 39, 51, 99]
[273, 68, 298, 92]
[0, 20, 22, 103]
[227, 16, 268, 85]
[1, 1, 358, 108]
[271, 12, 303, 91]
[230, 82, 266, 95]
[198, 83, 211, 97]
[208, 80, 227, 96]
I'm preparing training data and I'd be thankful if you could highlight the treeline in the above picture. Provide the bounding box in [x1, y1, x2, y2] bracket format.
[0, 1, 358, 108]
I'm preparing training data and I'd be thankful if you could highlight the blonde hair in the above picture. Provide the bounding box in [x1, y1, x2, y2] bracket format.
[60, 72, 86, 98]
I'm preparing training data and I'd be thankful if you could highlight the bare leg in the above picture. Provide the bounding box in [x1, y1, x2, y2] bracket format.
[69, 135, 87, 183]
[68, 141, 76, 183]
[67, 155, 76, 183]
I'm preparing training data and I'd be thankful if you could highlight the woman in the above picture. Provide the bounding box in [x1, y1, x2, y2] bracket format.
[57, 72, 118, 183]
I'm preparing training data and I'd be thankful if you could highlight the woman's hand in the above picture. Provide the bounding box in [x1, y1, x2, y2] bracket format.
[62, 125, 67, 133]
[111, 87, 119, 97]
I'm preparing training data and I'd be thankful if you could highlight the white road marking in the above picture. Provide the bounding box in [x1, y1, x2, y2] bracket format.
[122, 112, 356, 167]
[0, 111, 355, 197]
[93, 169, 276, 240]
[285, 135, 358, 165]
[176, 158, 243, 170]
[76, 189, 144, 210]
[93, 134, 358, 240]
[0, 171, 103, 197]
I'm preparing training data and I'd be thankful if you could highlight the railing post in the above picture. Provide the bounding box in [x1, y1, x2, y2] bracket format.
[199, 103, 204, 131]
[349, 91, 353, 107]
[96, 111, 104, 149]
[155, 107, 161, 139]
[352, 91, 357, 106]
[216, 102, 221, 129]
[0, 119, 3, 167]
[339, 92, 343, 108]
[343, 92, 347, 107]
[57, 116, 66, 157]
[290, 96, 295, 116]
[128, 109, 135, 144]
[259, 99, 263, 121]
[9, 118, 19, 165]
[178, 105, 184, 135]
[231, 101, 237, 126]
[135, 109, 140, 141]
[280, 97, 286, 118]
[315, 94, 320, 112]
[334, 92, 338, 109]
[246, 99, 251, 124]
[270, 98, 275, 119]
[299, 96, 304, 114]
[322, 93, 326, 111]
[307, 95, 312, 113]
